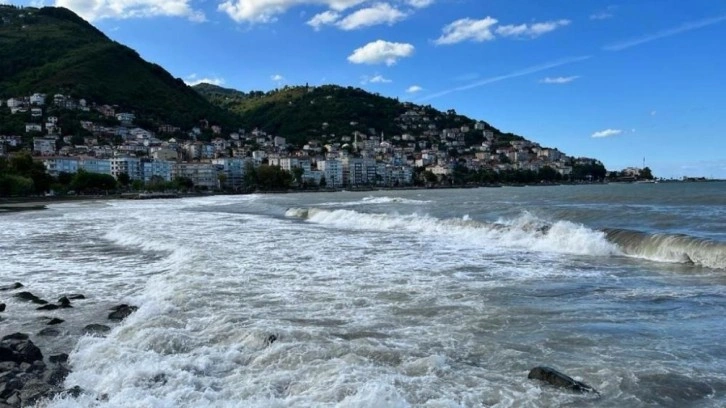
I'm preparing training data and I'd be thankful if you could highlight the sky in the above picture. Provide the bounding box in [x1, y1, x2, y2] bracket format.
[5, 0, 726, 178]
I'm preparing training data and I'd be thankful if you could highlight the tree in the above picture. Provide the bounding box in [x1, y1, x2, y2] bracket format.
[117, 172, 130, 187]
[640, 167, 654, 180]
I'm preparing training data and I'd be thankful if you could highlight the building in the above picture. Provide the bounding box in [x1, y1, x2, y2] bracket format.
[43, 157, 79, 177]
[212, 157, 250, 190]
[110, 157, 142, 180]
[173, 162, 217, 189]
[33, 137, 56, 156]
[142, 159, 173, 182]
[317, 159, 343, 187]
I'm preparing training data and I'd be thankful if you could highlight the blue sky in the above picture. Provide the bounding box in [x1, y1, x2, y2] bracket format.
[6, 0, 726, 178]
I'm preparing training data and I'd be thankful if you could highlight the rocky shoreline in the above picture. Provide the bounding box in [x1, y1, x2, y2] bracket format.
[0, 282, 137, 407]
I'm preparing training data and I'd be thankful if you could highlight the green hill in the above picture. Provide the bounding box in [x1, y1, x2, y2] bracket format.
[193, 83, 523, 148]
[0, 5, 240, 129]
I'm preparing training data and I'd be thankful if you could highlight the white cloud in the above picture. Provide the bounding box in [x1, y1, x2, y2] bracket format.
[54, 0, 206, 22]
[336, 3, 406, 30]
[540, 75, 579, 84]
[590, 12, 613, 20]
[361, 74, 392, 84]
[434, 17, 498, 45]
[406, 0, 433, 8]
[591, 129, 623, 138]
[604, 14, 726, 51]
[218, 0, 367, 23]
[496, 19, 570, 38]
[306, 10, 340, 30]
[184, 74, 225, 86]
[271, 74, 285, 82]
[348, 40, 414, 65]
[406, 85, 423, 93]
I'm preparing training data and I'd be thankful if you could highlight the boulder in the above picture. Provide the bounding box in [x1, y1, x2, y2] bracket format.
[13, 292, 47, 305]
[0, 304, 5, 312]
[1, 334, 43, 364]
[36, 304, 59, 311]
[0, 283, 23, 291]
[48, 354, 68, 364]
[108, 304, 138, 322]
[47, 318, 64, 326]
[18, 379, 59, 407]
[58, 297, 72, 308]
[38, 328, 60, 337]
[528, 366, 597, 394]
[83, 324, 111, 336]
[66, 294, 85, 300]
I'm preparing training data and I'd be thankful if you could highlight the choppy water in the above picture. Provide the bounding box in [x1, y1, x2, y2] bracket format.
[1, 182, 725, 407]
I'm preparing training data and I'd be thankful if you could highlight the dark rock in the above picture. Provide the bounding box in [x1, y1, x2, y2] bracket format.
[0, 304, 5, 312]
[29, 361, 46, 373]
[108, 304, 138, 321]
[36, 304, 59, 311]
[48, 354, 68, 364]
[528, 366, 598, 394]
[265, 334, 278, 346]
[47, 318, 64, 326]
[0, 283, 23, 291]
[19, 379, 59, 407]
[43, 365, 70, 386]
[1, 334, 27, 342]
[38, 328, 60, 337]
[64, 385, 83, 398]
[66, 294, 85, 300]
[14, 342, 43, 364]
[0, 361, 17, 371]
[58, 297, 72, 308]
[5, 390, 20, 406]
[0, 377, 22, 399]
[0, 346, 15, 362]
[83, 324, 111, 336]
[13, 292, 47, 305]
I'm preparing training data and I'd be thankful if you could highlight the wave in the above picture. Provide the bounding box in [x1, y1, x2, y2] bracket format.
[286, 208, 726, 269]
[285, 208, 619, 257]
[604, 228, 726, 269]
[318, 196, 431, 207]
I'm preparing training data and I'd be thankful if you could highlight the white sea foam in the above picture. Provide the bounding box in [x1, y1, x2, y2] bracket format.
[286, 207, 619, 257]
[318, 196, 432, 207]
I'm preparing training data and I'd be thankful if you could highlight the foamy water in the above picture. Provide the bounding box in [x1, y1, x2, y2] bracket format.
[1, 183, 725, 407]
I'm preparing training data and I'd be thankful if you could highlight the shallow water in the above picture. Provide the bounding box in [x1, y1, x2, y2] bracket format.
[1, 183, 725, 407]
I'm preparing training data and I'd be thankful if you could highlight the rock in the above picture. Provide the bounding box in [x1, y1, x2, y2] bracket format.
[13, 341, 43, 364]
[18, 379, 59, 407]
[1, 334, 27, 342]
[38, 328, 60, 337]
[58, 297, 72, 308]
[5, 390, 20, 406]
[0, 361, 17, 371]
[43, 365, 70, 386]
[0, 283, 23, 291]
[108, 304, 138, 321]
[36, 304, 59, 311]
[0, 304, 5, 312]
[0, 377, 22, 399]
[528, 366, 598, 394]
[48, 354, 68, 364]
[83, 324, 111, 336]
[66, 294, 85, 300]
[47, 318, 64, 326]
[63, 385, 83, 398]
[0, 347, 15, 363]
[265, 334, 278, 346]
[13, 292, 47, 305]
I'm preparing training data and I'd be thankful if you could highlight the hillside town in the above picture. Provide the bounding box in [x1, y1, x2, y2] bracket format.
[0, 90, 607, 192]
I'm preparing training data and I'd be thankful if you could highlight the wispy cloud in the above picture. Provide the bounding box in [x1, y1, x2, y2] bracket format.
[418, 55, 591, 101]
[184, 74, 224, 86]
[271, 74, 285, 83]
[496, 19, 570, 39]
[590, 6, 617, 21]
[604, 14, 726, 51]
[362, 74, 392, 84]
[540, 75, 580, 84]
[336, 3, 406, 30]
[591, 128, 623, 138]
[406, 85, 423, 93]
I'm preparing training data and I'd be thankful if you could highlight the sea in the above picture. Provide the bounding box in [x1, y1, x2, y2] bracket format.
[1, 182, 725, 407]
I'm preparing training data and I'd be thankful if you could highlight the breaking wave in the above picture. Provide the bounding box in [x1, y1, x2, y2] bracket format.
[286, 208, 618, 256]
[286, 208, 726, 269]
[318, 196, 431, 207]
[604, 228, 726, 269]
